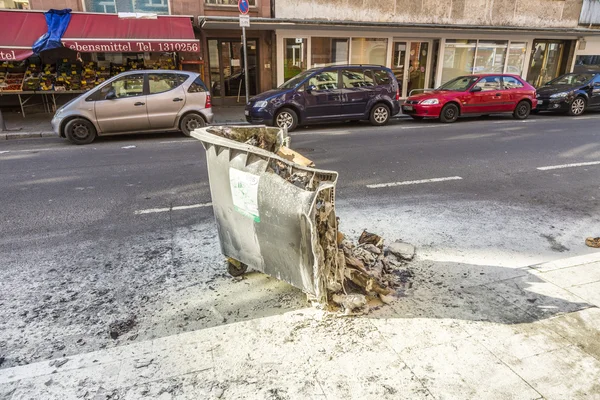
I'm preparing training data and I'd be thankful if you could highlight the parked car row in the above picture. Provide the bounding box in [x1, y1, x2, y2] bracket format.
[52, 67, 600, 144]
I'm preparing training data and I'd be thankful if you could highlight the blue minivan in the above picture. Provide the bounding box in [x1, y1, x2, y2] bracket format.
[245, 65, 401, 131]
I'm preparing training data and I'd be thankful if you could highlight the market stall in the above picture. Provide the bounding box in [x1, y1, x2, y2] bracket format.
[0, 9, 201, 117]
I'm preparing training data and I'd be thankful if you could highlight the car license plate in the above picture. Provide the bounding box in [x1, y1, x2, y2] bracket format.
[403, 105, 413, 111]
[244, 110, 249, 116]
[538, 100, 543, 105]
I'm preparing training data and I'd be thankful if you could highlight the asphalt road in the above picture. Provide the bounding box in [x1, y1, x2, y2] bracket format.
[2, 112, 599, 260]
[1, 111, 600, 368]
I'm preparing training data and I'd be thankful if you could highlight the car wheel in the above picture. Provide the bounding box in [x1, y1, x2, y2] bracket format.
[410, 116, 424, 121]
[275, 108, 298, 131]
[513, 100, 531, 120]
[180, 113, 206, 136]
[568, 97, 586, 116]
[439, 103, 459, 123]
[64, 118, 96, 145]
[369, 104, 390, 126]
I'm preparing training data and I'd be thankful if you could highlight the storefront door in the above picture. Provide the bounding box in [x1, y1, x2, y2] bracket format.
[208, 39, 258, 104]
[392, 40, 431, 98]
[528, 40, 566, 87]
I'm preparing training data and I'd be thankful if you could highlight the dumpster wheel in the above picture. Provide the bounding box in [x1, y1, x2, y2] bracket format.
[227, 258, 248, 277]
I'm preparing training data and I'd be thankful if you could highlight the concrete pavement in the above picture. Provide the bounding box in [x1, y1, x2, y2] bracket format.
[2, 252, 600, 399]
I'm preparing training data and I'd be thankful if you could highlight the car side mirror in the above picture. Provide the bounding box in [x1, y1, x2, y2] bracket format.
[105, 89, 117, 100]
[306, 85, 317, 93]
[470, 86, 482, 92]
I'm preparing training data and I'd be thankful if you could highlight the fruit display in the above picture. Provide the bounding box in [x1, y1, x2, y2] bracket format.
[22, 64, 42, 91]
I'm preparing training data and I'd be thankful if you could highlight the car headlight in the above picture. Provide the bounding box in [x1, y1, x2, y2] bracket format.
[253, 100, 268, 108]
[420, 98, 439, 105]
[550, 92, 569, 99]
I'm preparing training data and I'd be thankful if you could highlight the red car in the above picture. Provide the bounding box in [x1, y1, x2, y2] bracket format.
[402, 74, 537, 123]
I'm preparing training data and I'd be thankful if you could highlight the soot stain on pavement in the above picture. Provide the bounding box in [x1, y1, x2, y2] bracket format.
[541, 233, 570, 253]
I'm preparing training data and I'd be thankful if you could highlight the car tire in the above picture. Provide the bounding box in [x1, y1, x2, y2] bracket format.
[410, 116, 424, 121]
[513, 100, 531, 120]
[64, 118, 97, 145]
[275, 108, 298, 132]
[180, 113, 206, 136]
[439, 103, 459, 123]
[369, 103, 391, 126]
[568, 96, 586, 116]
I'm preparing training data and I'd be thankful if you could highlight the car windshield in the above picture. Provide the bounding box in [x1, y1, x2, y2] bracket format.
[278, 70, 314, 89]
[438, 76, 479, 91]
[545, 73, 594, 86]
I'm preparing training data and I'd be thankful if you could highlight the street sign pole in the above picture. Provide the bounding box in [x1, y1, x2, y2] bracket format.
[238, 0, 250, 104]
[242, 26, 249, 104]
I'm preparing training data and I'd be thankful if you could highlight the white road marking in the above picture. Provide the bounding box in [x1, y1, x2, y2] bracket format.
[0, 151, 10, 154]
[122, 145, 136, 149]
[537, 161, 600, 171]
[159, 139, 196, 144]
[367, 176, 463, 189]
[135, 203, 212, 215]
[573, 116, 600, 120]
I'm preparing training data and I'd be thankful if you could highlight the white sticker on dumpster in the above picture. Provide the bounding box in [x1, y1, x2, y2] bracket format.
[229, 168, 260, 222]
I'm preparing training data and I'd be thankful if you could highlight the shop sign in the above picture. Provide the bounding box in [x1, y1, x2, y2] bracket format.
[62, 40, 200, 53]
[0, 49, 34, 61]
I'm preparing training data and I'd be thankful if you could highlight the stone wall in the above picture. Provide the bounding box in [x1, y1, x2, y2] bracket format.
[276, 0, 584, 28]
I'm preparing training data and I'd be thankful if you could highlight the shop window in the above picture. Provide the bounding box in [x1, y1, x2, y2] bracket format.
[311, 38, 348, 68]
[284, 38, 307, 81]
[502, 76, 524, 89]
[205, 0, 255, 4]
[442, 39, 476, 84]
[307, 71, 338, 91]
[507, 43, 527, 76]
[350, 38, 388, 66]
[84, 0, 169, 14]
[0, 0, 30, 9]
[474, 41, 507, 74]
[148, 73, 187, 94]
[574, 55, 600, 73]
[473, 76, 502, 91]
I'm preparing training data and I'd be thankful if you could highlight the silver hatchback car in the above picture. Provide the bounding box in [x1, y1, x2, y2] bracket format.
[52, 70, 214, 144]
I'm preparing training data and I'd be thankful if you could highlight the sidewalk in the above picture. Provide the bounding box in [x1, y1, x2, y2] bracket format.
[2, 252, 600, 399]
[1, 106, 409, 140]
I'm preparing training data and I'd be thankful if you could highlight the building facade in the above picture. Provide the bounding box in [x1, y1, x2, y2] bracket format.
[3, 0, 600, 101]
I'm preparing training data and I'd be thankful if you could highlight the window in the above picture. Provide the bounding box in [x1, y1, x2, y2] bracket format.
[311, 38, 348, 68]
[507, 43, 527, 76]
[188, 76, 208, 93]
[473, 76, 502, 91]
[474, 41, 507, 73]
[205, 0, 255, 4]
[341, 70, 374, 88]
[95, 74, 145, 100]
[438, 76, 478, 91]
[503, 76, 524, 89]
[1, 0, 30, 9]
[284, 38, 307, 81]
[442, 40, 477, 83]
[373, 69, 391, 86]
[84, 0, 169, 14]
[350, 38, 388, 65]
[307, 71, 338, 91]
[148, 73, 187, 94]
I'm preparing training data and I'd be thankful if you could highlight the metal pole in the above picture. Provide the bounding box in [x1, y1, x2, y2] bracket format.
[242, 26, 250, 104]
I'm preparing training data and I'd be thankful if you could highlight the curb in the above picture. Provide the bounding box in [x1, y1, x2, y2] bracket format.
[1, 131, 57, 140]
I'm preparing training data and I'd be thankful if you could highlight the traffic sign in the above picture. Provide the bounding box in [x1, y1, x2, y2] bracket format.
[238, 0, 249, 14]
[239, 14, 250, 27]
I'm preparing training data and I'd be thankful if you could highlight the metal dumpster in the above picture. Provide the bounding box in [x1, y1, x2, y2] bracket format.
[192, 125, 340, 304]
